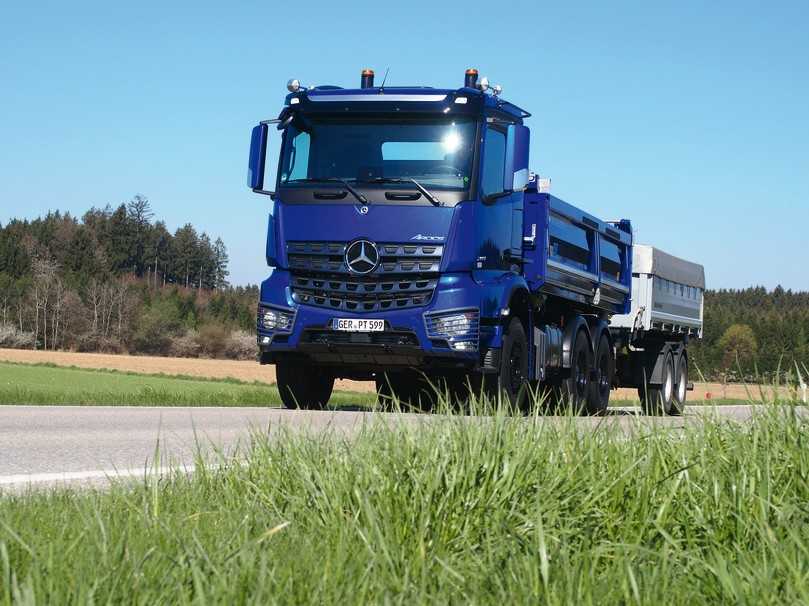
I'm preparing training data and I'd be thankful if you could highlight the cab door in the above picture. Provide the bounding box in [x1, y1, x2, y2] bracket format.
[474, 122, 529, 275]
[475, 124, 515, 273]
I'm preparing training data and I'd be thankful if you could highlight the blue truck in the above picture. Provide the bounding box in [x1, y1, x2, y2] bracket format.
[248, 69, 705, 415]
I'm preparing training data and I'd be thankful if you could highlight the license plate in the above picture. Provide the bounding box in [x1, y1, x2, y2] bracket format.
[332, 318, 385, 332]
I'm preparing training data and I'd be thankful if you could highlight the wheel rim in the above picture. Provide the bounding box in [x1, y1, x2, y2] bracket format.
[677, 361, 687, 402]
[663, 359, 674, 403]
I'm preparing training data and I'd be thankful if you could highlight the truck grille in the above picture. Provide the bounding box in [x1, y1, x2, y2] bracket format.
[287, 241, 443, 311]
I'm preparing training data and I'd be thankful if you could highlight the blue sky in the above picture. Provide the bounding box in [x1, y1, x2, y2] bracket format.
[1, 0, 807, 289]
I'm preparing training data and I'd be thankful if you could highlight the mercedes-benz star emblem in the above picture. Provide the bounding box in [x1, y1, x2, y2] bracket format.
[345, 239, 379, 275]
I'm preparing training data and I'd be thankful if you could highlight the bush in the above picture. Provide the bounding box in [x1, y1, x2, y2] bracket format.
[168, 331, 202, 358]
[74, 333, 124, 354]
[224, 330, 257, 360]
[131, 299, 185, 355]
[0, 324, 36, 349]
[194, 324, 230, 358]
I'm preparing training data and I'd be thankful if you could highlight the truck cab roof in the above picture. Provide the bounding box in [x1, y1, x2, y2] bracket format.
[282, 86, 530, 122]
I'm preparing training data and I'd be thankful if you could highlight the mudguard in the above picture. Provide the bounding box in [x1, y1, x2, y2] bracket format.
[477, 273, 531, 321]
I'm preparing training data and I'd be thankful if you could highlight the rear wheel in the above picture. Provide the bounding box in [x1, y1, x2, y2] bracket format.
[640, 352, 675, 415]
[277, 362, 334, 410]
[672, 354, 688, 415]
[556, 330, 592, 413]
[587, 334, 613, 415]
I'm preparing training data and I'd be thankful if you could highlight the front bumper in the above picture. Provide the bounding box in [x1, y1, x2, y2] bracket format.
[257, 270, 498, 372]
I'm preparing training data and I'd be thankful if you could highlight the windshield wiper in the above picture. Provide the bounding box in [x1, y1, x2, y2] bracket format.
[363, 177, 443, 207]
[287, 177, 368, 205]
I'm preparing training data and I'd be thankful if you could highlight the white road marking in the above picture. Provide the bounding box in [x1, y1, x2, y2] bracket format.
[0, 466, 180, 487]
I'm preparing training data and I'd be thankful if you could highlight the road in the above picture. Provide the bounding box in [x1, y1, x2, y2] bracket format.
[0, 405, 770, 490]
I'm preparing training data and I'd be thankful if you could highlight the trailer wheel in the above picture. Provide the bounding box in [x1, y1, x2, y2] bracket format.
[587, 334, 613, 415]
[672, 354, 688, 415]
[498, 317, 529, 409]
[557, 329, 593, 413]
[639, 352, 675, 415]
[277, 362, 334, 410]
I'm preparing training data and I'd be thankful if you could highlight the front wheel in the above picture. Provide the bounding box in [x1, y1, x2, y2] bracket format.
[497, 318, 530, 409]
[277, 362, 334, 410]
[375, 372, 436, 411]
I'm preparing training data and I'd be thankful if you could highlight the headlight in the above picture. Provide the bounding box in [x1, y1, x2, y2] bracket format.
[258, 306, 295, 332]
[424, 309, 479, 352]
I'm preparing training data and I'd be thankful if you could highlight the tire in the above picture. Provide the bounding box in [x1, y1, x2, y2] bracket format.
[672, 354, 688, 415]
[376, 372, 436, 411]
[277, 361, 334, 410]
[639, 351, 675, 415]
[497, 317, 530, 410]
[556, 329, 593, 414]
[587, 334, 613, 415]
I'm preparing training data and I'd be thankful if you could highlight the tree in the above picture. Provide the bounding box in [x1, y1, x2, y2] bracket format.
[127, 195, 153, 277]
[172, 224, 198, 288]
[212, 237, 230, 290]
[718, 323, 758, 374]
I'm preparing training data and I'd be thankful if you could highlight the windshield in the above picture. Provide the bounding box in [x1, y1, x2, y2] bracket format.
[278, 117, 477, 190]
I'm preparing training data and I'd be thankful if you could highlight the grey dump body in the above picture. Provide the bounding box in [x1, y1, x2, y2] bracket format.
[611, 245, 705, 338]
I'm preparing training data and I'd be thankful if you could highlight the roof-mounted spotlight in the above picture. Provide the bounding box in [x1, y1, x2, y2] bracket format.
[360, 69, 375, 89]
[492, 84, 503, 96]
[287, 79, 302, 92]
[478, 76, 490, 92]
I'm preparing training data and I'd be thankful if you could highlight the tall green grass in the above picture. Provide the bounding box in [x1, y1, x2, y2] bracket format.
[2, 402, 808, 603]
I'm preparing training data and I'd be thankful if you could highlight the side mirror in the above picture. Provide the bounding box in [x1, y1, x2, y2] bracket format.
[247, 123, 268, 191]
[504, 124, 530, 192]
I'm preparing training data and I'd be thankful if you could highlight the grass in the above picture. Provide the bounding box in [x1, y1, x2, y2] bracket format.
[1, 402, 808, 603]
[0, 362, 375, 407]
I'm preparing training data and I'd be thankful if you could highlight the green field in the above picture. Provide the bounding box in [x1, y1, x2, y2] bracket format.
[1, 404, 808, 603]
[0, 361, 756, 408]
[0, 362, 375, 407]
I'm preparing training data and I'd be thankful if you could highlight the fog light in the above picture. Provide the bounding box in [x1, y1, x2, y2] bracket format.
[431, 313, 473, 336]
[425, 309, 479, 352]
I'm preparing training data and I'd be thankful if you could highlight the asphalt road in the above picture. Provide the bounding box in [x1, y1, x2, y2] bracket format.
[0, 405, 770, 490]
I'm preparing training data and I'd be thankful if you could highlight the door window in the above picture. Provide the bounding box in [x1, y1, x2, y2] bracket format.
[481, 128, 506, 198]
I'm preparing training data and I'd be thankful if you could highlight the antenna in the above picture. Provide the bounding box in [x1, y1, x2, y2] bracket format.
[380, 67, 390, 92]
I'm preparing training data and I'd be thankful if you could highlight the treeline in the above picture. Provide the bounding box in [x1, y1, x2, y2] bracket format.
[689, 287, 809, 382]
[0, 197, 258, 357]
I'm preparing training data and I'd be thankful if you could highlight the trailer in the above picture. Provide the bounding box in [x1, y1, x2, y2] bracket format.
[610, 245, 705, 414]
[246, 68, 706, 415]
